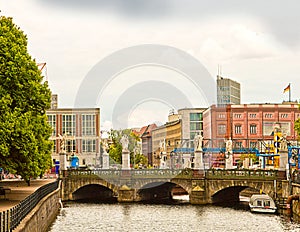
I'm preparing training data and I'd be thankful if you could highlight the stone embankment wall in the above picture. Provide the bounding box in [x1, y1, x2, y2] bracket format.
[14, 187, 61, 232]
[291, 183, 300, 217]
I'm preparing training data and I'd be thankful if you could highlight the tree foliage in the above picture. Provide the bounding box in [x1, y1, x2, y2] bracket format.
[295, 118, 300, 138]
[0, 16, 52, 184]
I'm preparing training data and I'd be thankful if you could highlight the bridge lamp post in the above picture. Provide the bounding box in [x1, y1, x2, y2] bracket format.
[170, 151, 175, 170]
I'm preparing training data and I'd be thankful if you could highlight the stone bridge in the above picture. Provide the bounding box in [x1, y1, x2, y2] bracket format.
[60, 169, 289, 205]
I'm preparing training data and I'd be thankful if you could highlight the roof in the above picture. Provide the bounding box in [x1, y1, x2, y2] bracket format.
[133, 124, 158, 138]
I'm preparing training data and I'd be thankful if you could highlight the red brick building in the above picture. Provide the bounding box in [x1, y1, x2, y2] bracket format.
[203, 103, 300, 150]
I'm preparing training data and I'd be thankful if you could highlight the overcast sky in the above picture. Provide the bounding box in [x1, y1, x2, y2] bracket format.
[1, 0, 300, 130]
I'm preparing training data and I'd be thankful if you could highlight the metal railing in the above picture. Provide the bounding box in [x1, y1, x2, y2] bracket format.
[0, 180, 59, 232]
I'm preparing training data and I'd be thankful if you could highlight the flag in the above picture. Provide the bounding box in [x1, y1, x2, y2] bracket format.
[283, 84, 290, 93]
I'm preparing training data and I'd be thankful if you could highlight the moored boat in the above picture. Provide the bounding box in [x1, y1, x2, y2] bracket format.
[249, 194, 277, 213]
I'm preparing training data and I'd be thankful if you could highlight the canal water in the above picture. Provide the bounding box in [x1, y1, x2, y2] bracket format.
[49, 197, 300, 232]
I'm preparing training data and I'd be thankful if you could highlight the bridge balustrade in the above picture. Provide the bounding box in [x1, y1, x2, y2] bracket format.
[63, 168, 282, 181]
[206, 169, 278, 180]
[63, 169, 194, 179]
[65, 169, 121, 179]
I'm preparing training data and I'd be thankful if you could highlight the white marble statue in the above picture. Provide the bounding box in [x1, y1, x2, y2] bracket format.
[58, 134, 66, 153]
[225, 138, 233, 154]
[194, 134, 203, 152]
[102, 139, 109, 153]
[120, 135, 129, 152]
[159, 139, 166, 153]
[280, 133, 288, 151]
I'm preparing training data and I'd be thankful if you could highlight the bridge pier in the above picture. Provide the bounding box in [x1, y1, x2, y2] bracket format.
[190, 187, 208, 204]
[117, 185, 136, 202]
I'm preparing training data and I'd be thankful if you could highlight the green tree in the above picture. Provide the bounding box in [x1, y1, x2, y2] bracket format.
[295, 118, 300, 138]
[0, 16, 52, 185]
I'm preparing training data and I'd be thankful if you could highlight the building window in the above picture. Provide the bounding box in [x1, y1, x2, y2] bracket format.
[265, 113, 273, 119]
[250, 141, 257, 148]
[82, 139, 96, 153]
[190, 113, 202, 121]
[62, 114, 76, 136]
[47, 114, 56, 136]
[249, 113, 256, 118]
[82, 114, 96, 136]
[190, 132, 197, 140]
[190, 122, 202, 130]
[66, 139, 76, 153]
[218, 114, 226, 119]
[234, 114, 242, 119]
[218, 124, 226, 135]
[235, 125, 242, 134]
[235, 141, 242, 148]
[280, 113, 288, 118]
[250, 124, 257, 134]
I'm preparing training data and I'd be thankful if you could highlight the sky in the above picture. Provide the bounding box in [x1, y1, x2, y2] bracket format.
[1, 0, 300, 130]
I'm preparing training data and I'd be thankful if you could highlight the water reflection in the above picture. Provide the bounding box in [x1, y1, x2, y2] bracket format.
[49, 200, 300, 232]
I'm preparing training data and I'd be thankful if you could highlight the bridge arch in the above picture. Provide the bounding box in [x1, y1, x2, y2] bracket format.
[136, 180, 190, 202]
[209, 180, 277, 203]
[72, 184, 117, 202]
[62, 178, 119, 201]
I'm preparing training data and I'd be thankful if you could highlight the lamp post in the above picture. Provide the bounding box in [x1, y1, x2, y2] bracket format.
[170, 151, 175, 170]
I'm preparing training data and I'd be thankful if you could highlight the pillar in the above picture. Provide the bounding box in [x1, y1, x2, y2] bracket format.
[122, 150, 130, 170]
[194, 151, 204, 169]
[279, 151, 288, 172]
[225, 152, 233, 169]
[59, 152, 67, 171]
[102, 150, 110, 169]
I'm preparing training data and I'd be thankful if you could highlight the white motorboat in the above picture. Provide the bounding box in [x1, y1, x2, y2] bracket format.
[249, 194, 277, 213]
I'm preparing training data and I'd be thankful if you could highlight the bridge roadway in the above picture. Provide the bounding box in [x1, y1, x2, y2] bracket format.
[60, 168, 289, 205]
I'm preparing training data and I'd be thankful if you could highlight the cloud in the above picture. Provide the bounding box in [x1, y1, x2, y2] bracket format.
[37, 0, 300, 48]
[200, 22, 281, 61]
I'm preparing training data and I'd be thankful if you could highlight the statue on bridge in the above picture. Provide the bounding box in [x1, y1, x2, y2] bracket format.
[120, 135, 129, 152]
[194, 134, 203, 152]
[280, 133, 288, 151]
[58, 134, 66, 153]
[225, 138, 233, 154]
[101, 139, 109, 153]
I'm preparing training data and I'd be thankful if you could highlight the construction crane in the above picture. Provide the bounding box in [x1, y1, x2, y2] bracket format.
[37, 62, 48, 82]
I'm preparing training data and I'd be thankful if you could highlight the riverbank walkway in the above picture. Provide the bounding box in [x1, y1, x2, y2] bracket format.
[0, 178, 57, 212]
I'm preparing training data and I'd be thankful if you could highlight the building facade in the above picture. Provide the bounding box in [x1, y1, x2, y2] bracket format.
[139, 124, 157, 166]
[203, 103, 300, 149]
[217, 75, 241, 106]
[178, 108, 206, 146]
[46, 108, 101, 167]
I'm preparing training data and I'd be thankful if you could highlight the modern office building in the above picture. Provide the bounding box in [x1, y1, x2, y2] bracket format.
[46, 108, 101, 167]
[178, 108, 206, 146]
[217, 75, 241, 106]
